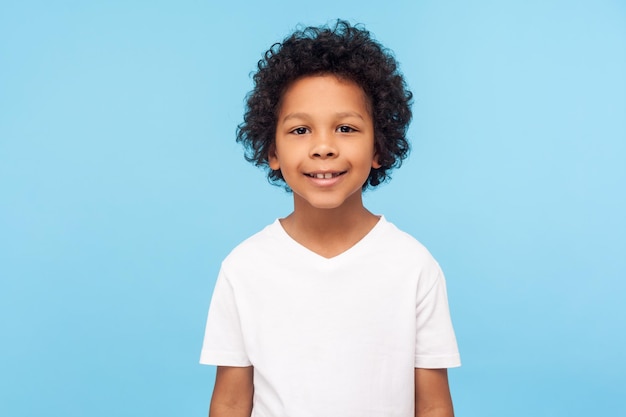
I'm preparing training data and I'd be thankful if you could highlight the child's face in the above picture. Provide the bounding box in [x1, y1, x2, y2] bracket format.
[269, 74, 380, 211]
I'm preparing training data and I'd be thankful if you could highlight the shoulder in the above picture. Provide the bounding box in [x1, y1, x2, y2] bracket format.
[220, 220, 284, 270]
[373, 217, 444, 286]
[377, 217, 437, 262]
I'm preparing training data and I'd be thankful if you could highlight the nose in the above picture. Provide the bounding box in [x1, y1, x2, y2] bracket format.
[309, 131, 337, 159]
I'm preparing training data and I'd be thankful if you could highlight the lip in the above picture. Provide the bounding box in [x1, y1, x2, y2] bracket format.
[304, 170, 346, 186]
[304, 171, 346, 179]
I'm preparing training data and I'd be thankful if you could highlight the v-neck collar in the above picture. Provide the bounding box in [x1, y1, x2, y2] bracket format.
[270, 215, 386, 264]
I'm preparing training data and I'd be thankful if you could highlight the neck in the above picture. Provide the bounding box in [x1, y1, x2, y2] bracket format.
[279, 192, 380, 258]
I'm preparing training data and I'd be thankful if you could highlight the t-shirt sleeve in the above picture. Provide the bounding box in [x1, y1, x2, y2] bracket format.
[414, 267, 461, 369]
[199, 268, 251, 366]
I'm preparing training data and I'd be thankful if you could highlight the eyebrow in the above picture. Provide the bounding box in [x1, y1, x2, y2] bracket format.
[281, 111, 365, 123]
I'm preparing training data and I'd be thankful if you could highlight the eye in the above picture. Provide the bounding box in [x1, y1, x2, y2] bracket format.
[337, 125, 357, 133]
[290, 127, 309, 135]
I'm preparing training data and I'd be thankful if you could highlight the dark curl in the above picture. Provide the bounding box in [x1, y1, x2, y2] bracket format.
[236, 20, 413, 189]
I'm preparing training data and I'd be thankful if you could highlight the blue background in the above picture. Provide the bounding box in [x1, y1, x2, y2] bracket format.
[1, 0, 624, 416]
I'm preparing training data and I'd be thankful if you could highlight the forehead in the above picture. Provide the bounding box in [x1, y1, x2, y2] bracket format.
[278, 74, 371, 117]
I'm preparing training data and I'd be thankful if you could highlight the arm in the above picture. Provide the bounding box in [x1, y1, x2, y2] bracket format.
[414, 368, 454, 417]
[209, 366, 254, 417]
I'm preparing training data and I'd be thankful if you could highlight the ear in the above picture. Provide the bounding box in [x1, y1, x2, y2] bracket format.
[371, 153, 381, 169]
[268, 147, 280, 170]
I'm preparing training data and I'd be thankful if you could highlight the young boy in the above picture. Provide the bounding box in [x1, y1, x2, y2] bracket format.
[200, 20, 460, 417]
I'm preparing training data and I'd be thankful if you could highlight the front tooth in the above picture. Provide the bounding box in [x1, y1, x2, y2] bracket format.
[324, 173, 333, 179]
[316, 173, 324, 179]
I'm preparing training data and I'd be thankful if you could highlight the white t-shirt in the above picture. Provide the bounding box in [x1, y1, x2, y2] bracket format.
[200, 216, 460, 417]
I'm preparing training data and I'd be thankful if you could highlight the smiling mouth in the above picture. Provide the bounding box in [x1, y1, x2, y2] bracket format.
[306, 172, 345, 179]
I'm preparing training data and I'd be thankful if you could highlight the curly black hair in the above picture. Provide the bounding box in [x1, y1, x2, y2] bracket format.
[236, 20, 413, 189]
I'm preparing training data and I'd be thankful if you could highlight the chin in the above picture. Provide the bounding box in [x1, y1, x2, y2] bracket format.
[312, 203, 345, 210]
[303, 196, 358, 211]
[293, 188, 364, 211]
